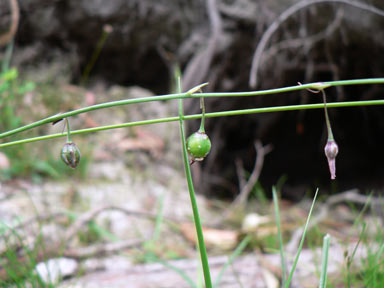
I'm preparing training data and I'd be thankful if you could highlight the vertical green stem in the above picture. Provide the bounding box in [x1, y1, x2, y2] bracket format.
[272, 186, 287, 286]
[80, 25, 112, 86]
[2, 40, 14, 72]
[177, 78, 212, 288]
[199, 97, 206, 133]
[321, 90, 334, 141]
[319, 234, 330, 288]
[65, 118, 72, 143]
[285, 189, 319, 288]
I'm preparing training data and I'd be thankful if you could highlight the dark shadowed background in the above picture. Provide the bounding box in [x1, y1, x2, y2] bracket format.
[2, 0, 384, 199]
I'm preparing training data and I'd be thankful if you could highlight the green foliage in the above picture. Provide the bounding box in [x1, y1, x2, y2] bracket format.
[340, 220, 384, 288]
[0, 223, 53, 287]
[0, 64, 90, 181]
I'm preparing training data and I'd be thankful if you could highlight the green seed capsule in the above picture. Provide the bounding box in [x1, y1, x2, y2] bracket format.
[186, 131, 211, 161]
[61, 142, 81, 169]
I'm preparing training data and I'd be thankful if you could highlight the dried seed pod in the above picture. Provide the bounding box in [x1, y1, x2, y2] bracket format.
[61, 142, 81, 169]
[186, 131, 211, 162]
[324, 139, 338, 180]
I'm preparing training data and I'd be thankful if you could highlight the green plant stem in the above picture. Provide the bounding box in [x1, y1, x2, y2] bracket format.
[199, 97, 206, 133]
[347, 222, 366, 286]
[285, 189, 319, 288]
[178, 79, 212, 288]
[2, 99, 384, 148]
[321, 90, 334, 141]
[2, 40, 14, 72]
[319, 234, 330, 288]
[0, 92, 186, 139]
[153, 192, 165, 241]
[1, 78, 384, 139]
[272, 186, 287, 286]
[65, 118, 72, 143]
[80, 25, 112, 86]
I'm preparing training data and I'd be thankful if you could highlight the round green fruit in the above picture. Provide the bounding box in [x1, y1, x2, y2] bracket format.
[61, 142, 81, 169]
[186, 131, 211, 161]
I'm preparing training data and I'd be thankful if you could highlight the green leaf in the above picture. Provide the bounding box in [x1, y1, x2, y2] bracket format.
[1, 68, 18, 81]
[17, 82, 36, 94]
[32, 161, 61, 179]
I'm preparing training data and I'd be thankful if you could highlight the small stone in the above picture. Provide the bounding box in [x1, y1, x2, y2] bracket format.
[35, 258, 78, 284]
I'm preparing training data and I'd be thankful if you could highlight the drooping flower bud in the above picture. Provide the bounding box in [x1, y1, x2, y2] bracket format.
[324, 140, 338, 180]
[61, 142, 81, 169]
[186, 131, 211, 162]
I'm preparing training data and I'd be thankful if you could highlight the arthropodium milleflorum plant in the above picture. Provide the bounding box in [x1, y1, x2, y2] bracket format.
[1, 78, 384, 286]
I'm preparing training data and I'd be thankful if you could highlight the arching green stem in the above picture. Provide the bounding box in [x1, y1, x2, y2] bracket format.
[1, 78, 384, 140]
[2, 99, 384, 148]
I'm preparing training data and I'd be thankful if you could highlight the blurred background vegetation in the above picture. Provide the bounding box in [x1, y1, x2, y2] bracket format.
[1, 0, 384, 286]
[1, 0, 384, 198]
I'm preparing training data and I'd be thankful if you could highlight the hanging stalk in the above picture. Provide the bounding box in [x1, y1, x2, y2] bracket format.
[321, 89, 339, 179]
[199, 97, 206, 133]
[60, 118, 81, 169]
[321, 90, 334, 141]
[65, 118, 72, 143]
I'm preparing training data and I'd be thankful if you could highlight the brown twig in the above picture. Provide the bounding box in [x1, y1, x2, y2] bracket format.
[262, 8, 344, 64]
[211, 140, 272, 225]
[232, 140, 273, 207]
[235, 158, 247, 192]
[63, 238, 145, 260]
[182, 0, 223, 90]
[0, 0, 19, 47]
[249, 0, 384, 88]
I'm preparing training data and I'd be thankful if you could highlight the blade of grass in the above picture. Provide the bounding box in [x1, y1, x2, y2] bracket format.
[2, 40, 14, 72]
[177, 77, 212, 288]
[285, 188, 319, 288]
[80, 25, 112, 86]
[145, 254, 198, 288]
[213, 235, 251, 288]
[319, 234, 331, 288]
[272, 186, 287, 286]
[346, 222, 366, 286]
[153, 192, 165, 241]
[372, 243, 384, 286]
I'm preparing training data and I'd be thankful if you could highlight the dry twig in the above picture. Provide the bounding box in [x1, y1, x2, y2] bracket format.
[182, 0, 223, 90]
[233, 140, 273, 207]
[0, 0, 19, 47]
[211, 140, 272, 225]
[64, 238, 144, 260]
[249, 0, 384, 88]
